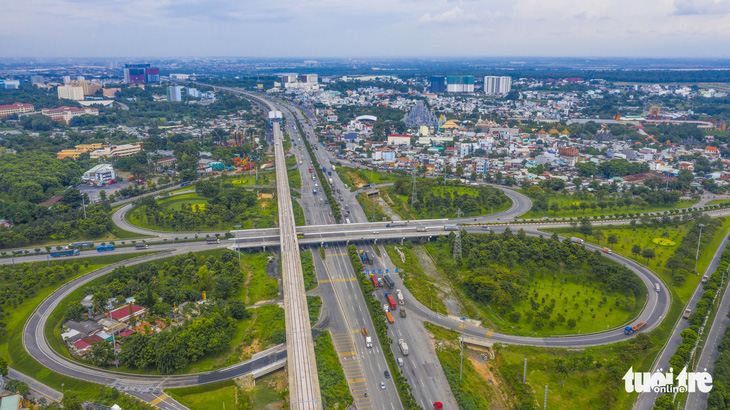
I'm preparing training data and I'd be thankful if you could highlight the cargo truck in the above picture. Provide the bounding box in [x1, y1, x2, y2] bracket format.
[383, 275, 395, 289]
[602, 248, 612, 254]
[396, 289, 404, 305]
[443, 226, 458, 231]
[362, 328, 372, 348]
[134, 243, 149, 250]
[331, 165, 336, 171]
[370, 274, 379, 289]
[361, 251, 368, 264]
[50, 249, 79, 258]
[571, 237, 584, 244]
[623, 321, 647, 335]
[416, 226, 427, 232]
[328, 178, 334, 185]
[365, 251, 374, 265]
[398, 339, 409, 356]
[313, 189, 317, 195]
[386, 293, 397, 310]
[328, 171, 332, 176]
[385, 311, 394, 324]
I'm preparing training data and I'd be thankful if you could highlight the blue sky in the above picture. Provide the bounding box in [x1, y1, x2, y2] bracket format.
[3, 0, 730, 57]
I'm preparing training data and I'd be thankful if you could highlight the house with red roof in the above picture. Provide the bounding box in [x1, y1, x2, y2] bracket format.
[108, 304, 146, 323]
[73, 334, 104, 355]
[705, 146, 720, 157]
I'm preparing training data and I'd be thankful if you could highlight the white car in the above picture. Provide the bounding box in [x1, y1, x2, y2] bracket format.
[380, 381, 385, 390]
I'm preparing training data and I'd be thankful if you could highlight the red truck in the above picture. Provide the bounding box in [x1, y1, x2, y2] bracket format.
[385, 293, 397, 310]
[370, 274, 379, 290]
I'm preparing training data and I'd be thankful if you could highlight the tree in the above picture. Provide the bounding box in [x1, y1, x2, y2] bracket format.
[631, 245, 642, 259]
[88, 341, 115, 367]
[550, 203, 561, 216]
[0, 355, 7, 377]
[99, 190, 107, 202]
[61, 392, 83, 410]
[578, 218, 593, 239]
[607, 234, 618, 246]
[641, 248, 656, 264]
[61, 188, 83, 208]
[456, 165, 464, 177]
[567, 318, 577, 329]
[5, 379, 30, 397]
[593, 231, 604, 245]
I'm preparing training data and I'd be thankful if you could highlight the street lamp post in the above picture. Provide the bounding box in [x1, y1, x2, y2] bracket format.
[695, 223, 705, 273]
[459, 317, 466, 380]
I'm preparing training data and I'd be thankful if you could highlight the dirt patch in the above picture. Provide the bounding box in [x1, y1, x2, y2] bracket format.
[243, 266, 253, 305]
[469, 354, 511, 410]
[376, 195, 402, 221]
[412, 247, 463, 316]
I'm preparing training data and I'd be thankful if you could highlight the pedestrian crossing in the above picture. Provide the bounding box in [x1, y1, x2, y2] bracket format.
[330, 331, 372, 408]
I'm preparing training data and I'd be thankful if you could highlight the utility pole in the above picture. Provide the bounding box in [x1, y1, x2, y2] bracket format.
[81, 194, 87, 219]
[235, 225, 241, 268]
[453, 208, 462, 262]
[543, 385, 548, 410]
[695, 223, 705, 273]
[411, 170, 418, 206]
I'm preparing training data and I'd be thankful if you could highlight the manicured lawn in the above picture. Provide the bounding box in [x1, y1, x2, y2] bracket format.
[308, 296, 322, 326]
[301, 250, 317, 291]
[707, 199, 730, 205]
[386, 185, 511, 220]
[161, 197, 209, 212]
[288, 168, 302, 189]
[521, 191, 699, 219]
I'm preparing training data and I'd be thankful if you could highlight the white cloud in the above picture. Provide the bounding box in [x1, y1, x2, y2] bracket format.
[674, 0, 730, 15]
[419, 7, 476, 24]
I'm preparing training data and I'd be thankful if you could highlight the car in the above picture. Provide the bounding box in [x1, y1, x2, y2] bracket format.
[384, 370, 390, 379]
[372, 231, 380, 234]
[380, 381, 386, 389]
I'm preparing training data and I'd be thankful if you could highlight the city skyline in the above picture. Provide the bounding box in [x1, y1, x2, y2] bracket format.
[4, 0, 730, 58]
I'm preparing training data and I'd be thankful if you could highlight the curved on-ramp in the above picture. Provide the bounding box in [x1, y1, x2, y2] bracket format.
[23, 250, 286, 389]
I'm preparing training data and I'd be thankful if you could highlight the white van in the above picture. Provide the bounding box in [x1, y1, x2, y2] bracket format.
[655, 283, 661, 292]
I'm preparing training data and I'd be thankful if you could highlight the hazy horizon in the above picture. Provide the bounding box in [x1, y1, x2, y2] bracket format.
[4, 0, 730, 59]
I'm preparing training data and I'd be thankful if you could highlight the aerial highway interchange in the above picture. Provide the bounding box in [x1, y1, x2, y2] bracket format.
[3, 89, 728, 410]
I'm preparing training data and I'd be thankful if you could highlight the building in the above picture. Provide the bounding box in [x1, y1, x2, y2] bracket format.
[0, 394, 22, 410]
[446, 76, 475, 93]
[168, 86, 183, 102]
[282, 74, 319, 91]
[123, 63, 160, 84]
[89, 143, 142, 159]
[430, 76, 447, 94]
[170, 73, 190, 80]
[102, 88, 121, 98]
[57, 85, 84, 101]
[0, 79, 20, 89]
[484, 76, 512, 96]
[57, 143, 105, 160]
[109, 304, 146, 323]
[387, 135, 411, 146]
[0, 102, 34, 118]
[30, 75, 45, 85]
[82, 164, 116, 183]
[41, 106, 99, 123]
[67, 80, 102, 96]
[155, 156, 176, 170]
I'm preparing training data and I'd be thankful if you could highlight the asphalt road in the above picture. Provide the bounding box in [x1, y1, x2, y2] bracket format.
[637, 233, 730, 410]
[283, 103, 403, 409]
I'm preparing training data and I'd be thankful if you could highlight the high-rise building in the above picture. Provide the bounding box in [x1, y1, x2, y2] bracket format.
[445, 76, 475, 93]
[430, 76, 446, 93]
[282, 74, 319, 91]
[123, 64, 160, 84]
[57, 85, 85, 101]
[168, 86, 182, 102]
[484, 76, 512, 96]
[105, 61, 118, 70]
[30, 76, 45, 85]
[62, 76, 71, 84]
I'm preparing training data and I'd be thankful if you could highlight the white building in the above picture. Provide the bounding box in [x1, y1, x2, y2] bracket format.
[282, 74, 319, 91]
[57, 85, 85, 101]
[387, 135, 410, 146]
[82, 164, 116, 183]
[168, 86, 182, 102]
[484, 76, 512, 96]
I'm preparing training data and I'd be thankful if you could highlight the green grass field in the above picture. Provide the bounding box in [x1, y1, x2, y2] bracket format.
[167, 381, 236, 410]
[339, 166, 398, 190]
[386, 185, 511, 220]
[314, 331, 354, 409]
[384, 244, 448, 314]
[545, 217, 730, 303]
[308, 296, 322, 326]
[243, 252, 278, 304]
[521, 191, 699, 219]
[707, 199, 730, 206]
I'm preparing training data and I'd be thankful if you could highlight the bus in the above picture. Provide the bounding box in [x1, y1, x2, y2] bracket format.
[51, 249, 79, 258]
[97, 245, 115, 252]
[443, 226, 458, 231]
[206, 238, 220, 244]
